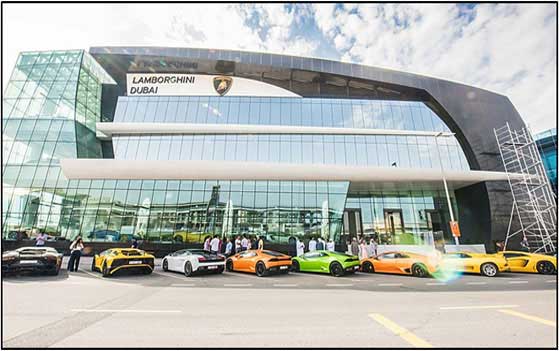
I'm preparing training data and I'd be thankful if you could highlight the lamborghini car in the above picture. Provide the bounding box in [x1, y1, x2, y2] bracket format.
[442, 251, 509, 277]
[226, 250, 291, 277]
[501, 250, 557, 274]
[361, 251, 440, 277]
[163, 249, 225, 276]
[91, 248, 154, 277]
[291, 250, 360, 277]
[2, 246, 63, 275]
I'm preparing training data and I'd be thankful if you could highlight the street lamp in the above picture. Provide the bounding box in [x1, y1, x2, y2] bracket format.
[434, 132, 460, 246]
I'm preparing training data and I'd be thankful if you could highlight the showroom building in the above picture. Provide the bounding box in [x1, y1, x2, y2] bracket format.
[1, 47, 539, 250]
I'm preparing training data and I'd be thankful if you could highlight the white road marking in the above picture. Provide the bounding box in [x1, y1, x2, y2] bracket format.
[426, 282, 447, 286]
[439, 304, 518, 310]
[171, 283, 196, 287]
[546, 280, 557, 283]
[325, 283, 354, 287]
[223, 283, 253, 287]
[71, 308, 181, 314]
[378, 283, 403, 287]
[223, 271, 259, 279]
[152, 271, 187, 280]
[273, 283, 298, 287]
[78, 269, 106, 280]
[466, 282, 487, 285]
[508, 280, 529, 284]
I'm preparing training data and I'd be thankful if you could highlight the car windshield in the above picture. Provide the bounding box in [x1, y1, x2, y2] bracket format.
[119, 249, 142, 256]
[17, 247, 55, 255]
[190, 249, 212, 255]
[261, 250, 284, 256]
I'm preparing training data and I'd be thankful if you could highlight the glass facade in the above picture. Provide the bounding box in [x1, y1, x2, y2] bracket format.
[535, 128, 558, 194]
[2, 49, 473, 245]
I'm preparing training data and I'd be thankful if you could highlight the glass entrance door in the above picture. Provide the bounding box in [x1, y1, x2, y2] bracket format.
[383, 209, 404, 244]
[343, 209, 363, 241]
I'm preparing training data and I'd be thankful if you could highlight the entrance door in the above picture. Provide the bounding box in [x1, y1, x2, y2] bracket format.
[384, 208, 404, 244]
[426, 210, 443, 232]
[343, 209, 363, 240]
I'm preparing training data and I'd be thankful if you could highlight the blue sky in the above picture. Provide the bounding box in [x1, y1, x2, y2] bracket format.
[2, 3, 557, 132]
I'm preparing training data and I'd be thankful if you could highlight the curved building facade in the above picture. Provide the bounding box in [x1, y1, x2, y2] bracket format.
[2, 47, 527, 249]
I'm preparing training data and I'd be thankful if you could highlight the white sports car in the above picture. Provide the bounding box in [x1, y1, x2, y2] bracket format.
[162, 249, 226, 276]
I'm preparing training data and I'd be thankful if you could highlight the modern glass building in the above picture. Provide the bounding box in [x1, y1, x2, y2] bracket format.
[534, 128, 558, 194]
[2, 47, 536, 250]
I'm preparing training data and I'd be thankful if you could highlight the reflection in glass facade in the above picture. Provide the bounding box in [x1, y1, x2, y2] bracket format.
[3, 49, 474, 245]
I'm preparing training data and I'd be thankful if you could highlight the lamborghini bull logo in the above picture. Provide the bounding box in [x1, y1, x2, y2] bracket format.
[213, 76, 233, 96]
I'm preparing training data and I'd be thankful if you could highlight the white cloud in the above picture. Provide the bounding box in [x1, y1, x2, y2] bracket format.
[2, 3, 556, 133]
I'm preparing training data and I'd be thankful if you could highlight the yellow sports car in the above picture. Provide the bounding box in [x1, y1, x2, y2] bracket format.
[502, 250, 557, 274]
[442, 252, 509, 277]
[91, 248, 155, 277]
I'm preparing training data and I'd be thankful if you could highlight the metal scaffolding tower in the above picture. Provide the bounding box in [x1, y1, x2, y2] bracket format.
[494, 123, 557, 253]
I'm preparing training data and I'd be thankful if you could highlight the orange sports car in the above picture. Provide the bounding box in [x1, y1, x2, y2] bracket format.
[225, 250, 292, 277]
[361, 251, 441, 277]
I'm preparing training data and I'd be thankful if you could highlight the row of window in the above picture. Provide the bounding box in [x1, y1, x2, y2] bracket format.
[115, 96, 450, 133]
[112, 134, 468, 170]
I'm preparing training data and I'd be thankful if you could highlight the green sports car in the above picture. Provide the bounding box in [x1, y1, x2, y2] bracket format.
[291, 250, 360, 277]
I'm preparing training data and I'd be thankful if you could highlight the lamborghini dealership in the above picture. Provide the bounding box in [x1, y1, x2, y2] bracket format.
[2, 47, 535, 250]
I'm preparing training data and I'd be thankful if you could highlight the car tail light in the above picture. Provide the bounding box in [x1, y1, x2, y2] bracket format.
[198, 257, 206, 262]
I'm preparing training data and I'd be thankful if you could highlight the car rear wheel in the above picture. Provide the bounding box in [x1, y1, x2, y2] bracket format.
[362, 261, 374, 273]
[162, 259, 169, 272]
[47, 267, 59, 276]
[480, 262, 498, 277]
[330, 262, 344, 277]
[184, 262, 194, 277]
[102, 262, 110, 277]
[291, 260, 300, 272]
[412, 263, 428, 278]
[226, 259, 234, 272]
[91, 259, 97, 272]
[255, 261, 267, 277]
[536, 261, 555, 275]
[216, 266, 225, 274]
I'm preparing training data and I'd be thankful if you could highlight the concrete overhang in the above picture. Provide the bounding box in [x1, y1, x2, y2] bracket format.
[95, 122, 455, 140]
[59, 159, 522, 191]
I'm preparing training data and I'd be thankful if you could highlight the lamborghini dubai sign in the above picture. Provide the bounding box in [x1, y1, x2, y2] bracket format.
[126, 73, 300, 97]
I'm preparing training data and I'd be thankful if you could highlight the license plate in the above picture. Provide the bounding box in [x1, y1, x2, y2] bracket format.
[280, 266, 288, 270]
[20, 260, 38, 264]
[208, 265, 218, 269]
[128, 260, 142, 265]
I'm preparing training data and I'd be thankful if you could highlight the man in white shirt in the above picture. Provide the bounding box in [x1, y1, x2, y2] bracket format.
[210, 236, 220, 254]
[308, 237, 317, 251]
[296, 238, 305, 256]
[326, 239, 335, 252]
[234, 236, 241, 253]
[241, 236, 249, 251]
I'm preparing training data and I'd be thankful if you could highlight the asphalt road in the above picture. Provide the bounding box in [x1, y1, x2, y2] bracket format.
[3, 257, 557, 348]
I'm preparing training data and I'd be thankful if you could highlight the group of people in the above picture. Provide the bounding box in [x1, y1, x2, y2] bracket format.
[203, 235, 265, 256]
[294, 237, 336, 256]
[348, 236, 379, 260]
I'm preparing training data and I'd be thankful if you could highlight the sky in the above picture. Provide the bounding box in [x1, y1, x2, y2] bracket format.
[2, 3, 557, 133]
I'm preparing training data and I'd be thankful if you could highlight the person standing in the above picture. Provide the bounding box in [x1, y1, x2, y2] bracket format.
[203, 236, 211, 251]
[358, 239, 368, 260]
[225, 238, 233, 256]
[131, 238, 139, 249]
[210, 235, 220, 254]
[35, 232, 49, 246]
[350, 237, 359, 256]
[234, 236, 242, 253]
[241, 236, 249, 251]
[287, 236, 297, 257]
[369, 237, 378, 257]
[257, 236, 264, 250]
[308, 237, 317, 252]
[326, 238, 335, 252]
[296, 238, 305, 256]
[67, 237, 84, 272]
